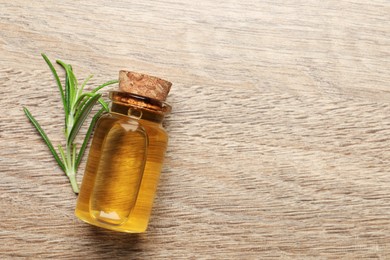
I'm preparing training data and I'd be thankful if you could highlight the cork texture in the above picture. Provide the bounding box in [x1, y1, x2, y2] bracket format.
[119, 70, 172, 101]
[110, 91, 170, 113]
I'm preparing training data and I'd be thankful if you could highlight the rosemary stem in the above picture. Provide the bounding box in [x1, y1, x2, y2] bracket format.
[66, 97, 79, 192]
[68, 170, 79, 194]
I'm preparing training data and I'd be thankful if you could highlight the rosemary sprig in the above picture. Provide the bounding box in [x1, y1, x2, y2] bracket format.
[24, 53, 118, 194]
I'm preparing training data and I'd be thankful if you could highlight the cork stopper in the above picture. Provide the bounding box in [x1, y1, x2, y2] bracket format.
[119, 70, 172, 101]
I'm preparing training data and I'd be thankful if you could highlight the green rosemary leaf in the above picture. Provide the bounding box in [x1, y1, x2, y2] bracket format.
[74, 92, 94, 109]
[91, 79, 118, 93]
[74, 96, 91, 121]
[23, 107, 66, 172]
[67, 94, 101, 145]
[73, 80, 115, 116]
[98, 98, 109, 112]
[76, 107, 105, 169]
[69, 66, 78, 106]
[57, 60, 77, 110]
[74, 93, 108, 116]
[58, 145, 68, 171]
[64, 64, 71, 118]
[72, 144, 76, 169]
[79, 74, 93, 98]
[41, 54, 66, 110]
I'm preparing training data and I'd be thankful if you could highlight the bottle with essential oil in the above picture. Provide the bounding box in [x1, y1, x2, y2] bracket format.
[75, 71, 172, 233]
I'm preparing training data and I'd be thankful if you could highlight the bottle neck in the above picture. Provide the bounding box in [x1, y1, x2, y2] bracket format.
[109, 91, 171, 124]
[110, 102, 165, 124]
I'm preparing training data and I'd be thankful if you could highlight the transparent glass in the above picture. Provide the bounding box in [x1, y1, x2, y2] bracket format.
[75, 91, 170, 233]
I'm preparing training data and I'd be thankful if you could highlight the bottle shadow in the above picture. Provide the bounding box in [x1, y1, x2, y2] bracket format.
[84, 224, 148, 257]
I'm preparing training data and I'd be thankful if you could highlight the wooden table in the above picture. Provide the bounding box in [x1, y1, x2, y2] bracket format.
[1, 0, 390, 258]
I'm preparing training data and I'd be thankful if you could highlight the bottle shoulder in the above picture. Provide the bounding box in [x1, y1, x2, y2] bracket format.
[97, 112, 168, 139]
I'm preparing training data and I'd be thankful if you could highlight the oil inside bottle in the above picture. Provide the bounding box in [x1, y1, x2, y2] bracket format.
[75, 106, 168, 232]
[90, 118, 147, 225]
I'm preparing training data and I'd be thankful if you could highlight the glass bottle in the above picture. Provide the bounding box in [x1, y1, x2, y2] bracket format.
[75, 71, 172, 233]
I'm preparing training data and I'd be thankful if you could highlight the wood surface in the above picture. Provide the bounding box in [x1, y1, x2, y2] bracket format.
[1, 0, 390, 258]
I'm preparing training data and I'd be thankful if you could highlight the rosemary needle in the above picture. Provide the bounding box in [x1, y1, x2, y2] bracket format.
[24, 53, 118, 194]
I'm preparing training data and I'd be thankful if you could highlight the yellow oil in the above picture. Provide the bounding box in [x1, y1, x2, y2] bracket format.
[75, 105, 168, 233]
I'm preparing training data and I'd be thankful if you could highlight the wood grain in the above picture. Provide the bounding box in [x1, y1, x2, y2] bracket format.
[1, 0, 390, 258]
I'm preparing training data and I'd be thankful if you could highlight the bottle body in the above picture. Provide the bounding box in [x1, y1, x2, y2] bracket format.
[75, 104, 168, 233]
